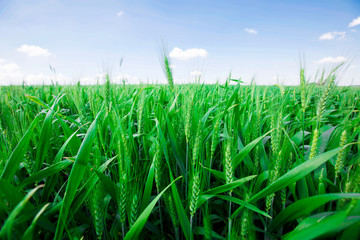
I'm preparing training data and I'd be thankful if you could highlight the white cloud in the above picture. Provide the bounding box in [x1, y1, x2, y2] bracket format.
[80, 76, 101, 85]
[23, 73, 70, 85]
[54, 74, 70, 84]
[190, 70, 202, 77]
[169, 47, 207, 60]
[117, 11, 124, 17]
[348, 16, 360, 28]
[79, 72, 106, 85]
[272, 75, 284, 81]
[315, 56, 347, 64]
[318, 31, 346, 40]
[78, 72, 141, 85]
[0, 63, 20, 72]
[25, 73, 52, 85]
[173, 77, 186, 84]
[0, 59, 71, 85]
[244, 28, 258, 34]
[0, 60, 144, 86]
[17, 44, 51, 57]
[0, 60, 23, 85]
[121, 74, 140, 84]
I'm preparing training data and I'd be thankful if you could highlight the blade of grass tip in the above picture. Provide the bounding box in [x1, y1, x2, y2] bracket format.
[22, 203, 50, 240]
[124, 176, 181, 240]
[222, 85, 239, 116]
[45, 156, 116, 220]
[291, 131, 310, 147]
[54, 111, 101, 240]
[25, 95, 52, 110]
[215, 195, 271, 219]
[203, 175, 257, 196]
[140, 162, 155, 213]
[0, 116, 39, 181]
[52, 125, 81, 165]
[95, 169, 118, 204]
[201, 105, 219, 124]
[253, 170, 270, 193]
[0, 179, 35, 210]
[269, 193, 360, 231]
[198, 175, 257, 208]
[0, 185, 43, 240]
[11, 202, 54, 231]
[42, 127, 81, 201]
[18, 160, 73, 189]
[165, 114, 186, 176]
[26, 94, 80, 129]
[70, 156, 116, 216]
[340, 199, 360, 238]
[34, 96, 61, 173]
[56, 116, 82, 156]
[233, 130, 273, 169]
[283, 211, 359, 240]
[200, 164, 226, 182]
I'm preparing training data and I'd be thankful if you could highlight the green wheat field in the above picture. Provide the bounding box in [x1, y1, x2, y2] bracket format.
[0, 62, 360, 239]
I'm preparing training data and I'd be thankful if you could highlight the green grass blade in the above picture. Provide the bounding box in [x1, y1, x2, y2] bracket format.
[283, 211, 360, 240]
[21, 203, 50, 240]
[140, 162, 155, 213]
[233, 130, 273, 168]
[215, 195, 271, 218]
[54, 112, 101, 240]
[231, 147, 343, 219]
[56, 116, 82, 156]
[34, 97, 59, 172]
[1, 117, 39, 181]
[201, 164, 226, 181]
[269, 193, 360, 231]
[95, 169, 118, 203]
[42, 128, 80, 201]
[198, 176, 257, 208]
[193, 226, 225, 239]
[0, 185, 42, 239]
[249, 147, 342, 203]
[45, 157, 115, 220]
[156, 117, 192, 240]
[171, 176, 192, 240]
[124, 176, 181, 240]
[18, 160, 73, 189]
[203, 175, 257, 196]
[71, 156, 115, 215]
[0, 180, 34, 210]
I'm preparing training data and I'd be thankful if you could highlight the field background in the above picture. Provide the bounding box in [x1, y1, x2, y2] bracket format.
[0, 70, 360, 239]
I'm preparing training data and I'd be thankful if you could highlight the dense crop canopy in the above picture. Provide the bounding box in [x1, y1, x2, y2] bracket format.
[0, 69, 359, 239]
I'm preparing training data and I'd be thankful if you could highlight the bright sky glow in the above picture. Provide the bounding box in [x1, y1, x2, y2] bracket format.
[0, 0, 359, 85]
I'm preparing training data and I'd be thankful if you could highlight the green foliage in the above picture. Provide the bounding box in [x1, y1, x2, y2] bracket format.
[0, 67, 359, 239]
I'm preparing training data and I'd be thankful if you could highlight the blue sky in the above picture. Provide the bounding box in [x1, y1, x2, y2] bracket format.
[0, 0, 359, 85]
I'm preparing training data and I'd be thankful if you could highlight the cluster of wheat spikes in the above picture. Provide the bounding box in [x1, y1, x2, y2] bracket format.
[0, 60, 359, 239]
